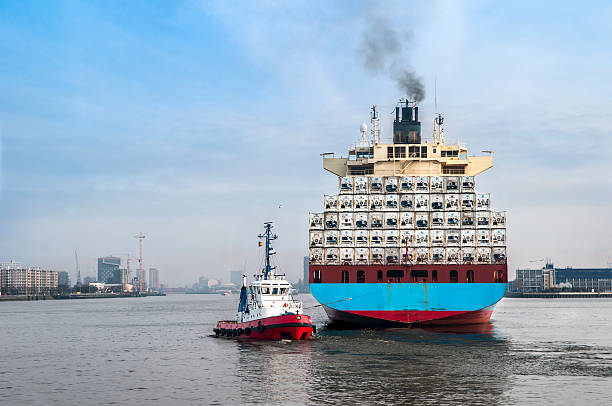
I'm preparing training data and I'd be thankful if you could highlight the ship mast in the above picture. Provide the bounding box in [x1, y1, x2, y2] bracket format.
[258, 222, 278, 279]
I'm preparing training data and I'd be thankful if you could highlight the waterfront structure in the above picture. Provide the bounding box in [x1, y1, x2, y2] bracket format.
[0, 263, 58, 295]
[149, 268, 160, 291]
[512, 263, 612, 293]
[83, 276, 96, 284]
[308, 101, 508, 327]
[97, 257, 121, 284]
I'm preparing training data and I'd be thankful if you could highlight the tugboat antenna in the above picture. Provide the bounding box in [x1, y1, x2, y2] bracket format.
[258, 222, 278, 279]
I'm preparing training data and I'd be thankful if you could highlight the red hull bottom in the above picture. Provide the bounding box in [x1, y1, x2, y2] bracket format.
[214, 314, 313, 340]
[323, 305, 495, 328]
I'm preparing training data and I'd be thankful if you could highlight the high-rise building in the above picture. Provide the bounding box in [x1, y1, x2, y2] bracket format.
[0, 266, 58, 295]
[303, 256, 310, 293]
[149, 268, 160, 291]
[58, 271, 70, 287]
[83, 276, 96, 284]
[97, 257, 121, 284]
[230, 270, 242, 287]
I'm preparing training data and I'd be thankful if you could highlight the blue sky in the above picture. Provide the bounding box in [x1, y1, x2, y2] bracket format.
[1, 1, 612, 285]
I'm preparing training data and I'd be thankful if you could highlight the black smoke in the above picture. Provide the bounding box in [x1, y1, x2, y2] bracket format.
[358, 17, 425, 102]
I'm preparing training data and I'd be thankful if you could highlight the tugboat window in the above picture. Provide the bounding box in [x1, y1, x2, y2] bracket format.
[466, 270, 474, 283]
[450, 270, 458, 283]
[357, 270, 365, 283]
[341, 270, 349, 283]
[262, 287, 269, 294]
[272, 288, 279, 294]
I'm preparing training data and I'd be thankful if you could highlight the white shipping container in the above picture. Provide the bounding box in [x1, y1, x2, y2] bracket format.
[385, 194, 399, 210]
[354, 195, 368, 211]
[370, 212, 383, 229]
[477, 247, 491, 263]
[476, 229, 491, 246]
[369, 177, 383, 193]
[461, 193, 475, 210]
[430, 176, 443, 192]
[339, 195, 353, 211]
[445, 212, 460, 228]
[446, 247, 460, 263]
[415, 194, 429, 211]
[384, 177, 399, 193]
[415, 176, 429, 192]
[309, 248, 323, 265]
[340, 248, 354, 263]
[430, 194, 444, 211]
[415, 229, 429, 246]
[369, 194, 384, 211]
[355, 230, 369, 246]
[355, 247, 369, 263]
[461, 247, 475, 264]
[461, 229, 476, 246]
[461, 211, 475, 228]
[476, 193, 490, 210]
[415, 247, 429, 263]
[325, 212, 339, 229]
[431, 212, 445, 228]
[325, 248, 339, 264]
[431, 230, 444, 246]
[445, 229, 460, 246]
[340, 212, 354, 229]
[399, 176, 414, 192]
[491, 211, 506, 227]
[324, 195, 338, 211]
[445, 176, 460, 192]
[339, 177, 354, 194]
[400, 230, 414, 246]
[401, 248, 415, 264]
[384, 230, 399, 246]
[370, 230, 383, 246]
[370, 247, 384, 263]
[354, 177, 368, 193]
[355, 213, 369, 229]
[476, 212, 490, 228]
[400, 212, 414, 229]
[461, 176, 475, 192]
[309, 212, 323, 230]
[493, 247, 507, 263]
[445, 194, 459, 210]
[324, 230, 339, 247]
[309, 231, 323, 247]
[340, 230, 354, 246]
[399, 194, 414, 211]
[415, 213, 429, 229]
[492, 229, 506, 246]
[385, 248, 400, 264]
[431, 247, 445, 263]
[384, 212, 399, 229]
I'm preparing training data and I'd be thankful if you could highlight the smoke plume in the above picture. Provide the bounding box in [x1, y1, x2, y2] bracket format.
[358, 17, 425, 102]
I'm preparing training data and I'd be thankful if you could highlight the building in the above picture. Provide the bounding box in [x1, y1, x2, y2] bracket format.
[149, 268, 160, 291]
[109, 268, 129, 285]
[303, 256, 310, 293]
[0, 263, 58, 295]
[512, 263, 612, 293]
[58, 271, 71, 291]
[230, 270, 242, 287]
[83, 276, 96, 284]
[97, 256, 121, 284]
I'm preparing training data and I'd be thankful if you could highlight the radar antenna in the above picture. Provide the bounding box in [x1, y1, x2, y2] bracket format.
[370, 105, 380, 145]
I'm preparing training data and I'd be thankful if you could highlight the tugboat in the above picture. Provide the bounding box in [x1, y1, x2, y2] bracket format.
[214, 222, 315, 340]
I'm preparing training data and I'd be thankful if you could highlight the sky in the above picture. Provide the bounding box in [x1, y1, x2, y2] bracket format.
[1, 0, 612, 286]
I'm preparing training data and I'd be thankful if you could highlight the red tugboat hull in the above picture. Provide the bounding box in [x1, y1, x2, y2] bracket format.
[214, 314, 314, 341]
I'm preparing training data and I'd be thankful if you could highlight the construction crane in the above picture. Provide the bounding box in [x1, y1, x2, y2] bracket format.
[134, 233, 145, 293]
[75, 250, 81, 286]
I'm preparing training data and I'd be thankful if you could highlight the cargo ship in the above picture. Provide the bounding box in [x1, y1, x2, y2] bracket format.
[215, 222, 314, 340]
[308, 100, 507, 327]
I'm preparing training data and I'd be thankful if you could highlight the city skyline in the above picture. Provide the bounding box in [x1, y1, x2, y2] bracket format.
[1, 1, 611, 286]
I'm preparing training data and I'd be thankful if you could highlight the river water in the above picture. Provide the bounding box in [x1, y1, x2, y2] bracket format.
[1, 294, 611, 405]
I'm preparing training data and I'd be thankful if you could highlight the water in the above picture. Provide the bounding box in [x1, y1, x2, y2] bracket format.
[1, 295, 612, 405]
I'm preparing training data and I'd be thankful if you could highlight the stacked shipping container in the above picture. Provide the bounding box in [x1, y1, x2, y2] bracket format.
[309, 175, 506, 266]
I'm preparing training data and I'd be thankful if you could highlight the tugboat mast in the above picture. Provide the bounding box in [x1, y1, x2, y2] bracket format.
[258, 222, 278, 279]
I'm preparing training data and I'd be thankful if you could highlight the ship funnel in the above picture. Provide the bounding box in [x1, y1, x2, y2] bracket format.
[393, 99, 421, 144]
